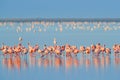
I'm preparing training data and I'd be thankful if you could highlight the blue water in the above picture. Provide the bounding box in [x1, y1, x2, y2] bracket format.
[0, 21, 120, 80]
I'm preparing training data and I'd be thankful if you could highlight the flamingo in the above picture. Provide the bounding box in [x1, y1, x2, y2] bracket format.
[65, 47, 71, 57]
[71, 46, 77, 50]
[61, 45, 65, 51]
[34, 44, 39, 52]
[19, 37, 22, 42]
[73, 48, 79, 55]
[91, 44, 96, 52]
[13, 46, 21, 55]
[80, 46, 85, 53]
[100, 45, 106, 53]
[40, 48, 49, 57]
[94, 48, 101, 55]
[28, 43, 35, 53]
[54, 49, 61, 55]
[105, 48, 111, 54]
[113, 44, 119, 53]
[38, 49, 43, 54]
[22, 47, 28, 55]
[7, 47, 14, 55]
[1, 46, 8, 55]
[53, 38, 57, 45]
[85, 47, 91, 54]
[96, 43, 101, 49]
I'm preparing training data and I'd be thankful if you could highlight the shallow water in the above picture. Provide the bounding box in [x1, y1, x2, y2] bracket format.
[0, 21, 120, 80]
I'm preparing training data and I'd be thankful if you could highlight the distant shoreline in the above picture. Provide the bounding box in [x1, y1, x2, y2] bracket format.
[0, 18, 120, 22]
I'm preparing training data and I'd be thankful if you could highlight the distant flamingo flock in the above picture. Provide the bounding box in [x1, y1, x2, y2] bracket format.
[0, 42, 120, 57]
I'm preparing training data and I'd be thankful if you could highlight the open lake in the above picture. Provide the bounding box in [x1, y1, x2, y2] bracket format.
[0, 20, 120, 80]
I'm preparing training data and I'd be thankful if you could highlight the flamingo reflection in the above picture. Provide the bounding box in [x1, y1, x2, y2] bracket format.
[92, 56, 100, 69]
[54, 57, 63, 68]
[85, 57, 90, 68]
[43, 58, 49, 68]
[7, 57, 13, 70]
[105, 55, 111, 67]
[101, 55, 105, 68]
[0, 53, 113, 70]
[73, 57, 79, 67]
[29, 55, 36, 67]
[114, 55, 120, 67]
[14, 56, 21, 70]
[65, 56, 73, 69]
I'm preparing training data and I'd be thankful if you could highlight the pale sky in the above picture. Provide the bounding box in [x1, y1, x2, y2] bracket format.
[0, 0, 120, 18]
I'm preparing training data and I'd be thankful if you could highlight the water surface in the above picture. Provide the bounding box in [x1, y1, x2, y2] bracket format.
[0, 21, 120, 80]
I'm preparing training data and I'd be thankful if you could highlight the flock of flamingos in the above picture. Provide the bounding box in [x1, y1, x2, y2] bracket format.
[0, 38, 120, 57]
[0, 39, 120, 70]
